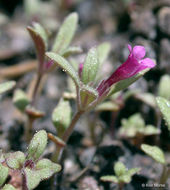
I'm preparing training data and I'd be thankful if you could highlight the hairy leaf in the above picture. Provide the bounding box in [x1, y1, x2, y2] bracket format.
[82, 47, 99, 84]
[27, 130, 47, 161]
[52, 13, 78, 54]
[156, 97, 170, 131]
[6, 151, 25, 169]
[141, 144, 165, 164]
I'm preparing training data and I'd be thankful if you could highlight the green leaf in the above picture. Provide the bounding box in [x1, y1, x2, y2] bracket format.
[97, 42, 111, 64]
[82, 47, 99, 85]
[61, 46, 82, 57]
[144, 125, 160, 135]
[119, 113, 145, 138]
[27, 130, 47, 161]
[13, 89, 30, 112]
[158, 75, 170, 100]
[24, 168, 41, 190]
[109, 69, 148, 96]
[6, 151, 25, 169]
[0, 81, 16, 95]
[141, 144, 166, 164]
[114, 162, 126, 177]
[24, 159, 61, 190]
[0, 163, 8, 186]
[100, 175, 118, 183]
[52, 13, 78, 54]
[2, 184, 16, 190]
[156, 97, 170, 131]
[127, 168, 140, 176]
[79, 85, 98, 110]
[27, 23, 47, 72]
[52, 99, 72, 137]
[36, 159, 61, 179]
[119, 173, 131, 183]
[46, 52, 80, 87]
[95, 101, 119, 112]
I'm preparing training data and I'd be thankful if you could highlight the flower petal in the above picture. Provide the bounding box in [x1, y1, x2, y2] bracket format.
[140, 58, 155, 68]
[132, 45, 146, 59]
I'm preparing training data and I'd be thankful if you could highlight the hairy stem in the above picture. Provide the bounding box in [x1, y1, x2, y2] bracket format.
[62, 110, 84, 142]
[52, 110, 84, 163]
[31, 73, 42, 106]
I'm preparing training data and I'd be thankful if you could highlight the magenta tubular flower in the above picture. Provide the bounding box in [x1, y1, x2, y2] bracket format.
[97, 45, 155, 96]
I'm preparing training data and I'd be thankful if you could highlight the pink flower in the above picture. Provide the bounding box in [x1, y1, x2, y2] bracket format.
[97, 45, 155, 96]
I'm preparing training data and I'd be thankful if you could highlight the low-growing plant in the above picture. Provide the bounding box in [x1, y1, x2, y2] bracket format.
[119, 113, 160, 146]
[100, 161, 140, 190]
[0, 130, 61, 190]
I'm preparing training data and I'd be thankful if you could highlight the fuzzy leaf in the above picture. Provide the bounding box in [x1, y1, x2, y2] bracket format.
[0, 163, 8, 186]
[82, 47, 99, 84]
[2, 184, 16, 190]
[46, 52, 80, 87]
[100, 175, 118, 183]
[13, 89, 30, 112]
[27, 23, 47, 72]
[52, 13, 78, 54]
[141, 144, 166, 164]
[0, 81, 16, 95]
[36, 159, 61, 179]
[52, 99, 72, 137]
[156, 97, 170, 131]
[109, 69, 148, 95]
[97, 42, 111, 64]
[61, 46, 82, 57]
[158, 75, 170, 100]
[6, 151, 25, 169]
[27, 130, 47, 161]
[24, 159, 61, 190]
[80, 85, 98, 110]
[24, 168, 41, 190]
[114, 162, 126, 177]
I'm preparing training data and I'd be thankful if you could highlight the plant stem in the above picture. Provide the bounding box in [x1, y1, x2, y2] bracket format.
[52, 110, 84, 163]
[31, 73, 42, 106]
[62, 110, 84, 142]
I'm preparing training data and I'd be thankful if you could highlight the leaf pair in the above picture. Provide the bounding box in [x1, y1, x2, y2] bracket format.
[100, 162, 140, 184]
[4, 130, 61, 190]
[27, 13, 80, 74]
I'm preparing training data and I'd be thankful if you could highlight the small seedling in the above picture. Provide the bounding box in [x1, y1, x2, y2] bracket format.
[0, 130, 61, 190]
[100, 161, 140, 190]
[119, 113, 160, 146]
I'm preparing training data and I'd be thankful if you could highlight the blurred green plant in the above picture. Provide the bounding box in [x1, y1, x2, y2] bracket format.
[119, 113, 160, 146]
[100, 161, 140, 190]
